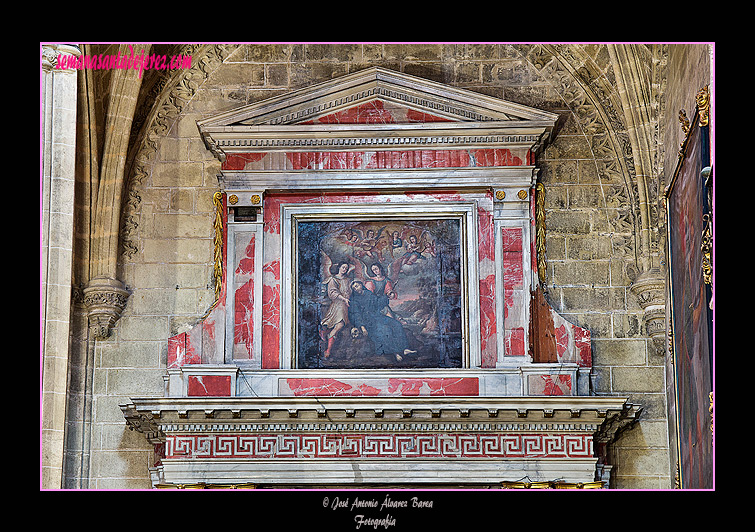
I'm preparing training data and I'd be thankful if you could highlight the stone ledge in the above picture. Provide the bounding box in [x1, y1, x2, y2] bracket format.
[122, 395, 638, 429]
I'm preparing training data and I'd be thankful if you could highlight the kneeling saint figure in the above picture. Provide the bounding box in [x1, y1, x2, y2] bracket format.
[348, 280, 416, 361]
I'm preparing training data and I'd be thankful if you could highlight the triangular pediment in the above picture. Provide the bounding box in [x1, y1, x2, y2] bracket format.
[197, 67, 558, 128]
[197, 67, 560, 164]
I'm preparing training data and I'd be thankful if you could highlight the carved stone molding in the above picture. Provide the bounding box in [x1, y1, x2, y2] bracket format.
[629, 268, 666, 353]
[120, 44, 238, 259]
[82, 276, 130, 339]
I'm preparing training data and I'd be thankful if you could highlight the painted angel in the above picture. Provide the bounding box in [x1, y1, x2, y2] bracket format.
[401, 232, 436, 265]
[319, 251, 354, 358]
[348, 255, 405, 313]
[335, 229, 361, 249]
[352, 226, 388, 262]
[388, 230, 403, 258]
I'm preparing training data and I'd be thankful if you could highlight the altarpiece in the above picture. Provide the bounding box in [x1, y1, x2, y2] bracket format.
[121, 67, 640, 488]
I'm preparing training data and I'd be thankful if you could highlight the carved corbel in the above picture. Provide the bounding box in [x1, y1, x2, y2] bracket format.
[83, 276, 130, 339]
[629, 268, 666, 354]
[120, 403, 164, 444]
[593, 402, 643, 487]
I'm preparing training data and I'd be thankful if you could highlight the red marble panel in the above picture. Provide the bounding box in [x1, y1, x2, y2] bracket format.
[261, 261, 281, 369]
[225, 147, 531, 172]
[234, 234, 256, 360]
[479, 273, 497, 368]
[501, 227, 524, 292]
[504, 327, 526, 357]
[478, 206, 495, 262]
[555, 324, 569, 359]
[222, 152, 267, 171]
[304, 100, 397, 124]
[501, 227, 523, 253]
[282, 377, 479, 396]
[299, 100, 453, 125]
[167, 331, 201, 368]
[502, 252, 523, 291]
[472, 148, 523, 167]
[574, 325, 592, 367]
[387, 378, 479, 396]
[284, 379, 382, 396]
[187, 375, 231, 396]
[529, 374, 572, 396]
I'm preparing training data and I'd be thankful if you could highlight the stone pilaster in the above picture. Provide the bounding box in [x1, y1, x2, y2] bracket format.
[41, 43, 81, 489]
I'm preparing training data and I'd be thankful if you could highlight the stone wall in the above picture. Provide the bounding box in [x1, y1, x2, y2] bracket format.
[67, 43, 711, 489]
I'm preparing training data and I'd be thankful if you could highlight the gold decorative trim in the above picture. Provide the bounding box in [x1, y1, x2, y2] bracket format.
[697, 85, 710, 127]
[212, 191, 224, 301]
[678, 109, 690, 135]
[501, 480, 604, 489]
[701, 213, 712, 285]
[495, 190, 505, 200]
[156, 482, 256, 489]
[535, 183, 546, 284]
[517, 189, 528, 200]
[228, 194, 238, 205]
[709, 391, 714, 441]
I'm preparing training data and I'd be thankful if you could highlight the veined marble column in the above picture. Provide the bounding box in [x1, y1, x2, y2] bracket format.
[41, 43, 81, 489]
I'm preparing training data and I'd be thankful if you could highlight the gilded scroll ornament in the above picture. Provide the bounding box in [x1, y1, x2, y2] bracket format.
[701, 213, 712, 285]
[709, 391, 714, 440]
[697, 85, 710, 126]
[678, 109, 690, 135]
[212, 191, 224, 300]
[156, 482, 256, 489]
[535, 183, 546, 284]
[500, 480, 604, 489]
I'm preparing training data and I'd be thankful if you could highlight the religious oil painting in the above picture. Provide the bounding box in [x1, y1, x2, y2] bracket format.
[295, 217, 464, 369]
[666, 106, 713, 489]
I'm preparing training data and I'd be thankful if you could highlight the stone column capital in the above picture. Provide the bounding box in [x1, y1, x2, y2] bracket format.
[41, 44, 81, 72]
[629, 268, 666, 354]
[82, 276, 130, 339]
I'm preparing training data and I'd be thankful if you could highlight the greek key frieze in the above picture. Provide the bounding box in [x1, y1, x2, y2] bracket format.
[164, 433, 594, 460]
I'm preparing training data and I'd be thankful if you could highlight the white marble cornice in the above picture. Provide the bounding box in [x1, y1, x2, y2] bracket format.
[122, 395, 639, 429]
